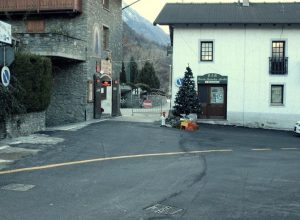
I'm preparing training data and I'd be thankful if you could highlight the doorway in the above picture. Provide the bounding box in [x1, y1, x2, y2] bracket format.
[198, 84, 227, 119]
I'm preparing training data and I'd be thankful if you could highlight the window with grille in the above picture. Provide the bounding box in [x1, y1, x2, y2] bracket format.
[270, 41, 287, 74]
[200, 41, 213, 61]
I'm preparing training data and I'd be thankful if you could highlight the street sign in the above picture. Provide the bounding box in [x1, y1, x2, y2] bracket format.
[1, 66, 10, 87]
[175, 78, 183, 87]
[143, 100, 152, 108]
[0, 21, 12, 44]
[101, 80, 111, 87]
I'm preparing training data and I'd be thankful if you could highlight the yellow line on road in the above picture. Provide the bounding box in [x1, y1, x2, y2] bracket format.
[0, 149, 232, 175]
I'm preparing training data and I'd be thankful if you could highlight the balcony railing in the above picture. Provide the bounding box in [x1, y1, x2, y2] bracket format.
[14, 32, 86, 61]
[269, 57, 288, 75]
[0, 0, 81, 14]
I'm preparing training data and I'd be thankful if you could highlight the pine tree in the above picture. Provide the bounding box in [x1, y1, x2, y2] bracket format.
[129, 56, 138, 83]
[120, 61, 127, 84]
[138, 61, 160, 89]
[173, 66, 201, 116]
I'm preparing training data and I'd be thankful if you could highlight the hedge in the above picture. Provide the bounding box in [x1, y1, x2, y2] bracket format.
[0, 53, 52, 120]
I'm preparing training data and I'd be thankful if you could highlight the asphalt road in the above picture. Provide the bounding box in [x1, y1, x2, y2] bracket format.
[0, 120, 300, 220]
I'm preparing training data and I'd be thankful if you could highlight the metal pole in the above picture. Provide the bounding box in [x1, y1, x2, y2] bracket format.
[3, 46, 6, 66]
[131, 88, 133, 116]
[160, 94, 163, 114]
[122, 0, 142, 10]
[169, 64, 172, 111]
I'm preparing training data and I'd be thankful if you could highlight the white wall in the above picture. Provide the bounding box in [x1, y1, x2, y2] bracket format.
[102, 86, 112, 115]
[172, 25, 300, 130]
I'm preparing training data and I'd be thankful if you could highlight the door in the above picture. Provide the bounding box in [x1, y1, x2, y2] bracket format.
[198, 84, 227, 119]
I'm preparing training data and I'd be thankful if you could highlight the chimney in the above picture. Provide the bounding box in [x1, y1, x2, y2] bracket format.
[243, 0, 249, 7]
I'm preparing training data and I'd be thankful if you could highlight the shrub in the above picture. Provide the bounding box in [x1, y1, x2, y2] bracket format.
[10, 53, 53, 113]
[0, 76, 25, 121]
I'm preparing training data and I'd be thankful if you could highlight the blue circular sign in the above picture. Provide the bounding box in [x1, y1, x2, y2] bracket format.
[1, 66, 10, 87]
[175, 78, 183, 87]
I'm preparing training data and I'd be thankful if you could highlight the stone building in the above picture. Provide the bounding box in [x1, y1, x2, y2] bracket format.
[0, 0, 122, 126]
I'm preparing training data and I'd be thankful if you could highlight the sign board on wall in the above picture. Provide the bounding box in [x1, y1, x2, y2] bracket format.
[198, 73, 228, 84]
[0, 21, 12, 44]
[100, 59, 112, 77]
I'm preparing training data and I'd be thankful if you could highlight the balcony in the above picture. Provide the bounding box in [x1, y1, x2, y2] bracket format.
[269, 57, 288, 75]
[0, 0, 81, 15]
[14, 32, 86, 61]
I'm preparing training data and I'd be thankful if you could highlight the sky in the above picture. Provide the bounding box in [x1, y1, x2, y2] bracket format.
[123, 0, 296, 33]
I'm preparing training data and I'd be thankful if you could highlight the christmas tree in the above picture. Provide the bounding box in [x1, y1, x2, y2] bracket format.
[173, 66, 201, 116]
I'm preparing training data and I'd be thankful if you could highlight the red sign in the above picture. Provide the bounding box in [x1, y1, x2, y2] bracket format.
[102, 80, 111, 87]
[143, 100, 152, 108]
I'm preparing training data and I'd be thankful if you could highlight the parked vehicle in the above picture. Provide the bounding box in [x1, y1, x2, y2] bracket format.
[294, 121, 300, 135]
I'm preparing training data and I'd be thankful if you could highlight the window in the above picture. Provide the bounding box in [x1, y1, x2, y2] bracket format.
[272, 41, 285, 58]
[103, 0, 109, 10]
[26, 20, 45, 33]
[103, 26, 109, 50]
[210, 87, 224, 104]
[270, 41, 288, 74]
[271, 85, 284, 105]
[200, 41, 213, 61]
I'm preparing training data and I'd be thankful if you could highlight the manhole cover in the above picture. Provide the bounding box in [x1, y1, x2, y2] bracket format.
[1, 184, 35, 192]
[145, 203, 184, 216]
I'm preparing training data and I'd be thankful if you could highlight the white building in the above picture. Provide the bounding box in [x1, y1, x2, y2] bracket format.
[154, 1, 300, 130]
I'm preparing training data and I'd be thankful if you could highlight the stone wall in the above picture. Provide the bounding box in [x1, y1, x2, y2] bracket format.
[15, 33, 86, 61]
[5, 112, 46, 138]
[46, 61, 87, 126]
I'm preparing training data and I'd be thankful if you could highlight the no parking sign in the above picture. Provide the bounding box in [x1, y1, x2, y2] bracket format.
[1, 66, 10, 87]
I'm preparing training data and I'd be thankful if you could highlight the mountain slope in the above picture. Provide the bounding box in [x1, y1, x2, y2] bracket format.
[122, 5, 170, 46]
[123, 22, 171, 91]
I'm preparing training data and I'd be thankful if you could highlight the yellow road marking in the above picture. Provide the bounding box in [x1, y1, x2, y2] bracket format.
[0, 149, 232, 175]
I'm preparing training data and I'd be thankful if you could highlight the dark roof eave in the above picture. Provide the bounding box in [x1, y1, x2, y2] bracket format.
[154, 22, 300, 26]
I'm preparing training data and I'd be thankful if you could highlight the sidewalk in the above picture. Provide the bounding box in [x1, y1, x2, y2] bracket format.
[114, 108, 162, 123]
[0, 118, 110, 170]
